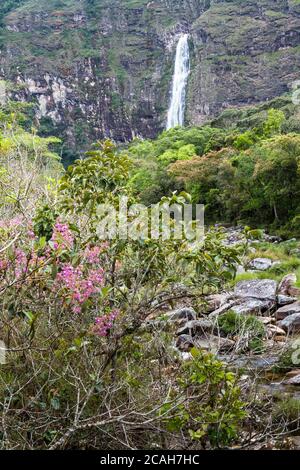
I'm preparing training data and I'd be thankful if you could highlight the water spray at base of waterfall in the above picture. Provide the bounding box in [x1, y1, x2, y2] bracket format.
[166, 34, 190, 130]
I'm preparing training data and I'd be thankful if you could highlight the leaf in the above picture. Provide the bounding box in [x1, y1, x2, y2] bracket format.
[50, 397, 60, 410]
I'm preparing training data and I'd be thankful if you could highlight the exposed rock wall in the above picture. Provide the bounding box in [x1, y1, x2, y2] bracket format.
[0, 0, 299, 154]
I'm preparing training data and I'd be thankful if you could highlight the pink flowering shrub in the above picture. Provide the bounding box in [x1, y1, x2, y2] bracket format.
[0, 217, 118, 336]
[55, 263, 105, 314]
[93, 310, 119, 337]
[50, 221, 74, 251]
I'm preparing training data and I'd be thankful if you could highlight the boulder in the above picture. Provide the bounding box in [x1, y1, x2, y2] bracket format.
[264, 235, 282, 243]
[278, 273, 297, 295]
[283, 374, 300, 385]
[231, 298, 273, 316]
[193, 335, 235, 353]
[176, 332, 234, 354]
[234, 279, 277, 301]
[277, 295, 298, 306]
[167, 307, 197, 322]
[176, 334, 194, 351]
[177, 319, 213, 336]
[285, 369, 300, 378]
[257, 316, 274, 325]
[267, 325, 286, 338]
[287, 286, 300, 297]
[204, 293, 232, 313]
[275, 301, 300, 320]
[274, 335, 286, 342]
[208, 300, 238, 319]
[248, 258, 273, 271]
[278, 313, 300, 333]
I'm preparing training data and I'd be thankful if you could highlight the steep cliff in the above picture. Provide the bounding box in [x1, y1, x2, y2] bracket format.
[0, 0, 299, 154]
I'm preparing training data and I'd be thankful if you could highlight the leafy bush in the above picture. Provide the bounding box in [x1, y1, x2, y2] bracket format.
[161, 349, 247, 448]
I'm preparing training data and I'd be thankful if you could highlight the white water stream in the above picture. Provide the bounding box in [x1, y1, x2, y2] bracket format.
[166, 34, 190, 129]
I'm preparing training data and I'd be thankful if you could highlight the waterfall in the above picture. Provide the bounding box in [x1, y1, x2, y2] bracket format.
[166, 34, 190, 130]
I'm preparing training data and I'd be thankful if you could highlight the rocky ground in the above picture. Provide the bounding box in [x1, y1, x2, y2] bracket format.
[145, 227, 300, 448]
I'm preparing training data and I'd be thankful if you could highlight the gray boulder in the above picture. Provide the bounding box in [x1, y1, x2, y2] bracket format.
[176, 334, 194, 351]
[193, 335, 235, 353]
[205, 293, 232, 313]
[278, 273, 297, 295]
[277, 295, 298, 306]
[275, 301, 300, 320]
[284, 374, 300, 385]
[234, 279, 277, 301]
[248, 258, 273, 271]
[167, 307, 197, 322]
[232, 298, 273, 316]
[278, 313, 300, 333]
[177, 319, 213, 336]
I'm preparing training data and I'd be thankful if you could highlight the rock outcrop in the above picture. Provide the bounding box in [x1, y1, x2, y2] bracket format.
[0, 0, 299, 154]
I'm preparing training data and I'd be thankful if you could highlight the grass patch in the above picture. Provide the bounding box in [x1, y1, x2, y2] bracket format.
[235, 240, 300, 286]
[217, 310, 265, 353]
[273, 398, 300, 430]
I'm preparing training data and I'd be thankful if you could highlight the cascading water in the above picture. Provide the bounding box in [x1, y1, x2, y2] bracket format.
[166, 34, 190, 129]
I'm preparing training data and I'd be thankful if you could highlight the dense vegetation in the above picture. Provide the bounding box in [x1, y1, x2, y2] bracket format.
[0, 88, 300, 450]
[0, 96, 249, 449]
[126, 96, 300, 237]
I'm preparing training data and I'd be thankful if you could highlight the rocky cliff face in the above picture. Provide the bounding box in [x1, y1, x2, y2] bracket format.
[0, 0, 299, 155]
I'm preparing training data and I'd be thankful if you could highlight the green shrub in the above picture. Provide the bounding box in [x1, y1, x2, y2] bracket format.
[160, 349, 247, 447]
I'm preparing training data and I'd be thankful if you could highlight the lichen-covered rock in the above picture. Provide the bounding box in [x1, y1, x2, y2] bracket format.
[231, 298, 273, 316]
[193, 335, 235, 353]
[278, 313, 300, 333]
[284, 374, 300, 385]
[234, 279, 277, 301]
[247, 258, 273, 271]
[278, 273, 297, 295]
[277, 295, 298, 306]
[176, 334, 194, 352]
[275, 301, 300, 321]
[267, 325, 286, 338]
[204, 293, 233, 313]
[167, 307, 197, 322]
[177, 319, 213, 336]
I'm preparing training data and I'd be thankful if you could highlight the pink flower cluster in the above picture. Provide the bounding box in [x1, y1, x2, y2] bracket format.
[84, 245, 102, 264]
[93, 310, 119, 337]
[84, 243, 109, 264]
[51, 221, 74, 251]
[56, 263, 105, 314]
[0, 216, 24, 230]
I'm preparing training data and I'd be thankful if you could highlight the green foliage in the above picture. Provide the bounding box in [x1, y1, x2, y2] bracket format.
[263, 109, 285, 138]
[169, 119, 300, 232]
[59, 140, 132, 215]
[125, 103, 300, 236]
[218, 311, 266, 352]
[0, 1, 27, 25]
[273, 398, 300, 430]
[33, 204, 58, 240]
[125, 126, 231, 205]
[233, 130, 257, 150]
[162, 349, 247, 447]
